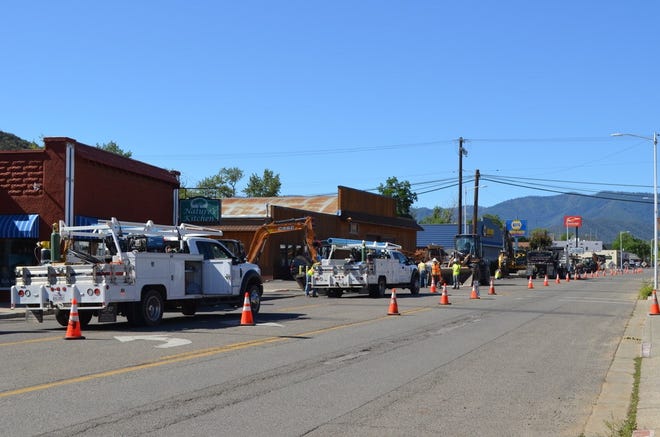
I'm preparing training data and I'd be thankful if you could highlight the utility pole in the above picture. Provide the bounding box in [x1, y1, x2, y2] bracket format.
[457, 137, 467, 235]
[472, 169, 480, 235]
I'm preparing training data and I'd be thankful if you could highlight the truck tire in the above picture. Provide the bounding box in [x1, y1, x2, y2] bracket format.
[369, 277, 386, 298]
[55, 309, 69, 327]
[140, 289, 164, 327]
[79, 310, 93, 327]
[55, 308, 93, 327]
[246, 283, 261, 315]
[409, 272, 420, 295]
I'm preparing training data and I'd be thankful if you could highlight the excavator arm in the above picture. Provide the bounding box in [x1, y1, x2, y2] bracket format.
[246, 217, 317, 264]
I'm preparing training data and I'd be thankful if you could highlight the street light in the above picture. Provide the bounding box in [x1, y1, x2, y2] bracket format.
[620, 230, 629, 270]
[611, 132, 658, 290]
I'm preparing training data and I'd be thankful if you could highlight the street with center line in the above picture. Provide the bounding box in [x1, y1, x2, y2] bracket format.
[0, 274, 646, 436]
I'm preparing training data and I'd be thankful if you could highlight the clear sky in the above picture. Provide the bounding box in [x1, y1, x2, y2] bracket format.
[3, 1, 659, 209]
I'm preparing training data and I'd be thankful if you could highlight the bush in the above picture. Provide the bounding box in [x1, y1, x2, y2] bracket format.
[639, 280, 653, 300]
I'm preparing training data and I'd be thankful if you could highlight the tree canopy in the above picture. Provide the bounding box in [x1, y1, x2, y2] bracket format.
[96, 141, 132, 158]
[191, 167, 244, 198]
[243, 169, 281, 197]
[377, 176, 418, 218]
[419, 206, 453, 224]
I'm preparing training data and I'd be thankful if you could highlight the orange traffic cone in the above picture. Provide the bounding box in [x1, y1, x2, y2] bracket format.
[566, 273, 570, 282]
[555, 274, 561, 284]
[470, 282, 480, 299]
[650, 290, 660, 316]
[240, 292, 255, 326]
[488, 277, 496, 295]
[388, 289, 400, 315]
[64, 297, 85, 340]
[543, 275, 549, 286]
[439, 284, 451, 305]
[430, 276, 437, 293]
[528, 276, 534, 289]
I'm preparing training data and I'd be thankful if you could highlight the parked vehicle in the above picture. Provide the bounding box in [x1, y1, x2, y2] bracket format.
[11, 218, 263, 327]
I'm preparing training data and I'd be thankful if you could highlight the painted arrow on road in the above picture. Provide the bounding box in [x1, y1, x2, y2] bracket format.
[114, 335, 192, 349]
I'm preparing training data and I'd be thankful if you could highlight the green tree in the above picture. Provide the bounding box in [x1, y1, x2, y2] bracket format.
[612, 233, 651, 262]
[96, 141, 132, 158]
[243, 169, 281, 197]
[419, 206, 453, 224]
[377, 176, 418, 218]
[529, 228, 553, 250]
[190, 167, 244, 199]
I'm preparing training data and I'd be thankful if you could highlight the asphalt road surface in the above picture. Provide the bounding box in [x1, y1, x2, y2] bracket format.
[0, 273, 644, 436]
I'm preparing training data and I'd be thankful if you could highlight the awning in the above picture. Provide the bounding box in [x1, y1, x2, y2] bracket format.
[0, 214, 39, 239]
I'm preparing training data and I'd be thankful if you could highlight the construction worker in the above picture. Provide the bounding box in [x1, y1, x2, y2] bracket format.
[305, 263, 318, 297]
[452, 260, 462, 289]
[417, 259, 427, 287]
[431, 258, 441, 288]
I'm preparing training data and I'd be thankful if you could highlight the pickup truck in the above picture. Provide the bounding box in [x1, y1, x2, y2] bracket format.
[310, 238, 419, 298]
[11, 218, 263, 327]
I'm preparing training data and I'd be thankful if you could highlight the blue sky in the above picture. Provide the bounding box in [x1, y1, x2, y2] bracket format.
[3, 1, 659, 209]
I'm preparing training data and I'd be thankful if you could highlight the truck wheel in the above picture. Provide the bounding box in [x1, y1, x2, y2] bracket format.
[369, 277, 386, 298]
[55, 309, 69, 327]
[79, 310, 94, 327]
[410, 272, 420, 295]
[140, 289, 164, 327]
[246, 283, 261, 315]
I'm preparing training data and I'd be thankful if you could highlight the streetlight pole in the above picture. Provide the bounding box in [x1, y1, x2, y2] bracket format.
[620, 230, 629, 270]
[611, 132, 658, 290]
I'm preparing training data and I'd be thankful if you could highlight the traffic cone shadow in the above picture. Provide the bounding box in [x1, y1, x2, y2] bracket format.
[240, 292, 255, 326]
[388, 289, 400, 315]
[64, 297, 85, 340]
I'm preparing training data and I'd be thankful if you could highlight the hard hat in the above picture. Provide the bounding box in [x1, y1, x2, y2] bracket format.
[432, 258, 438, 262]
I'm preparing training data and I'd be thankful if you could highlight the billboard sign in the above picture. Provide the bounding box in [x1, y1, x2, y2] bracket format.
[506, 219, 527, 237]
[563, 215, 583, 228]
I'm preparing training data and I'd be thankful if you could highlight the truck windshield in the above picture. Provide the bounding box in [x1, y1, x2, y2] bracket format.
[455, 237, 476, 256]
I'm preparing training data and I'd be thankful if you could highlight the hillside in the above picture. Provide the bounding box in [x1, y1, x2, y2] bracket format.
[413, 191, 653, 245]
[0, 131, 39, 150]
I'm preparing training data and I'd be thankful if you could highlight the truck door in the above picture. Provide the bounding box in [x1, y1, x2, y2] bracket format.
[391, 251, 411, 283]
[195, 240, 232, 295]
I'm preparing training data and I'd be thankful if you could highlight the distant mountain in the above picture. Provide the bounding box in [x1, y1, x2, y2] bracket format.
[0, 131, 39, 150]
[412, 191, 653, 246]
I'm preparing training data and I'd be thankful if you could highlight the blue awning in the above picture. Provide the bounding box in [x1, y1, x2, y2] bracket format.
[0, 214, 39, 239]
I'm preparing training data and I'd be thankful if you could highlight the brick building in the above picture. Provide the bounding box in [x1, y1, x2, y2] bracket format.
[0, 137, 180, 299]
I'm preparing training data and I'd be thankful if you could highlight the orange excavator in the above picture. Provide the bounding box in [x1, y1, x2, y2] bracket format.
[245, 216, 318, 264]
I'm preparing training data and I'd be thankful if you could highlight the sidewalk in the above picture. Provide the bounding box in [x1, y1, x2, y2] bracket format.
[584, 295, 660, 436]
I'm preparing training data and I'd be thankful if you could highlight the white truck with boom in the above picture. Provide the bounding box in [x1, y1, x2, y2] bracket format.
[11, 218, 263, 327]
[310, 238, 420, 298]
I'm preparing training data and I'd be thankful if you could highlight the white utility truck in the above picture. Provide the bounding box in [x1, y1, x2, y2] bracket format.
[310, 238, 419, 298]
[11, 218, 263, 327]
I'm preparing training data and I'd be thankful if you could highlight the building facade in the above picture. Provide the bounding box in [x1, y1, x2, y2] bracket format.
[0, 137, 180, 300]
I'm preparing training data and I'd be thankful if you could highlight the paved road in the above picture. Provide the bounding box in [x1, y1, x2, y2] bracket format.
[0, 274, 650, 436]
